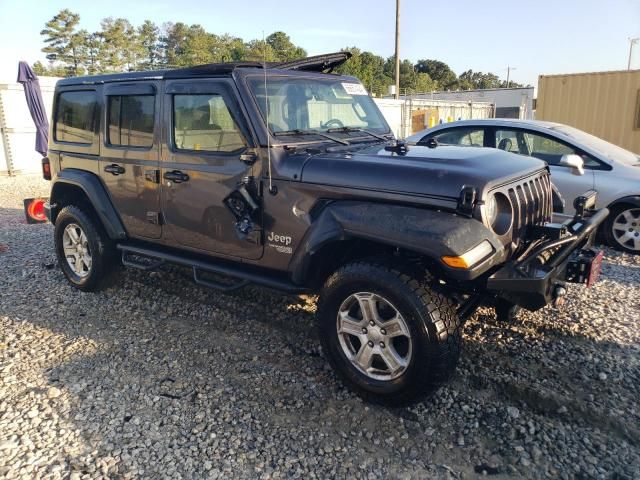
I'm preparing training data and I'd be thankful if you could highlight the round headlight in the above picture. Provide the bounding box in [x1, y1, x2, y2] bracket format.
[485, 193, 513, 236]
[485, 194, 498, 226]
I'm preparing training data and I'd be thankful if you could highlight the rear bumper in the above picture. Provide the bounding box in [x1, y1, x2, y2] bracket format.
[487, 206, 608, 310]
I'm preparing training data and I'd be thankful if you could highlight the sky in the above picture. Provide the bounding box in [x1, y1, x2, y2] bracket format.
[0, 0, 638, 86]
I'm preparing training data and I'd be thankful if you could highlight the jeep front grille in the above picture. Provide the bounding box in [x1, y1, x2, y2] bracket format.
[504, 171, 553, 245]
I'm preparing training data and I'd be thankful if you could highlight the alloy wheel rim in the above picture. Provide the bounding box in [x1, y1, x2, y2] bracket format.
[336, 292, 413, 381]
[612, 208, 640, 252]
[62, 223, 92, 278]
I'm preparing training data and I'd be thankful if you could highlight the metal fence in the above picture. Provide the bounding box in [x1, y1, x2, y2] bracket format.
[373, 98, 495, 139]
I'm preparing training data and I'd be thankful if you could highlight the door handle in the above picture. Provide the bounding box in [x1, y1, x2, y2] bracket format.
[163, 170, 189, 183]
[104, 164, 125, 175]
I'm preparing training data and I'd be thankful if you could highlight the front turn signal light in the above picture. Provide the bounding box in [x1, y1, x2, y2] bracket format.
[442, 240, 494, 269]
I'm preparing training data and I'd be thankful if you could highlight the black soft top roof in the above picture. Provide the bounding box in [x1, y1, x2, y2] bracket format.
[56, 52, 352, 86]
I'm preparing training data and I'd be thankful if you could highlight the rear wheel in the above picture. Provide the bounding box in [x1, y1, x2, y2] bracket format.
[316, 260, 461, 405]
[603, 205, 640, 254]
[54, 205, 119, 291]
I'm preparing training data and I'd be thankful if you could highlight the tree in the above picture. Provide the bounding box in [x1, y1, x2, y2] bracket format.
[100, 17, 144, 71]
[415, 59, 458, 90]
[32, 61, 68, 77]
[160, 22, 189, 67]
[215, 34, 247, 62]
[179, 25, 216, 66]
[336, 48, 391, 96]
[266, 31, 306, 62]
[40, 9, 83, 75]
[244, 39, 277, 62]
[138, 20, 161, 69]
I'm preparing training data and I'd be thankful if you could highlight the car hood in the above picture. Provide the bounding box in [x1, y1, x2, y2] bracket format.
[300, 144, 547, 200]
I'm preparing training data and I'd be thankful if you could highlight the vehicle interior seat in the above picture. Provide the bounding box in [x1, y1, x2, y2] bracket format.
[498, 138, 513, 151]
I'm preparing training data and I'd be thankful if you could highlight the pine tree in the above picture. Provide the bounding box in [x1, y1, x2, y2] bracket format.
[40, 9, 83, 75]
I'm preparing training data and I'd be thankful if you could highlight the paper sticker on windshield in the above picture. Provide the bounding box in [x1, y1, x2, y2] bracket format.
[341, 83, 368, 95]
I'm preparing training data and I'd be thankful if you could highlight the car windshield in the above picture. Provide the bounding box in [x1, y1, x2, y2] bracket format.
[551, 124, 640, 166]
[247, 75, 389, 138]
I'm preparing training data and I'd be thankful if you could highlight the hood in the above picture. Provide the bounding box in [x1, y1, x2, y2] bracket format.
[300, 144, 547, 200]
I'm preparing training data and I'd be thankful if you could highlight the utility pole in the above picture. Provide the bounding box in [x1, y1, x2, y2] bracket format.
[629, 38, 639, 70]
[506, 65, 516, 88]
[394, 0, 400, 99]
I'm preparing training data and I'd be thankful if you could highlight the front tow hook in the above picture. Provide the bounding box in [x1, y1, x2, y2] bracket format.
[552, 284, 567, 307]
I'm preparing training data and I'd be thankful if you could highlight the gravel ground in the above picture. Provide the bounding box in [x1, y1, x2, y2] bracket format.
[1, 175, 639, 480]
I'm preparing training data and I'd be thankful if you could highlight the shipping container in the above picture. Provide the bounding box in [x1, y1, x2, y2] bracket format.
[537, 70, 640, 154]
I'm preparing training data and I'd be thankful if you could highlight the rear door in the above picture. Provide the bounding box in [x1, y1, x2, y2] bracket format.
[100, 82, 161, 238]
[161, 78, 262, 259]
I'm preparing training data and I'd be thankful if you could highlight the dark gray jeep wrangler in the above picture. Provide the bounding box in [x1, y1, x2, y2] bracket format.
[43, 53, 607, 404]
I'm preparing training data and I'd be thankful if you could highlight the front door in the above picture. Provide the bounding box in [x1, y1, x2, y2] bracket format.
[492, 128, 595, 219]
[161, 79, 262, 260]
[100, 82, 162, 238]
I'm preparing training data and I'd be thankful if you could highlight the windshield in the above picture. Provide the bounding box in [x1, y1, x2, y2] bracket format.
[551, 125, 640, 166]
[247, 75, 389, 137]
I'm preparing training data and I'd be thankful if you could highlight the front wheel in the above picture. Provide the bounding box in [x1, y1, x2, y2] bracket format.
[316, 260, 461, 406]
[603, 205, 640, 254]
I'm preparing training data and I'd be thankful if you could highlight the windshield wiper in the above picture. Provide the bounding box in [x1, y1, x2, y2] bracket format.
[326, 126, 389, 142]
[273, 129, 349, 145]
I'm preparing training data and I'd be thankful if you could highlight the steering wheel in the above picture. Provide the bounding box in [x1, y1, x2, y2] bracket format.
[322, 118, 344, 129]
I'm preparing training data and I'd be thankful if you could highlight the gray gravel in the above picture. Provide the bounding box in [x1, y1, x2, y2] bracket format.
[1, 174, 639, 479]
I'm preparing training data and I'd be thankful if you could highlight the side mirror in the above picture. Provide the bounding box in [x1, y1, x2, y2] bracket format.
[559, 154, 584, 175]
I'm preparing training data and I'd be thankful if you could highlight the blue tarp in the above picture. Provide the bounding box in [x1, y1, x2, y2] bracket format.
[17, 61, 49, 157]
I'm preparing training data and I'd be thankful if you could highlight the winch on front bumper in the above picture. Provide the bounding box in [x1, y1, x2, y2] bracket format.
[487, 190, 608, 311]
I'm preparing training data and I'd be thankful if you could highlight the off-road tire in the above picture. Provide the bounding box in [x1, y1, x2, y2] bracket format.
[602, 204, 640, 254]
[316, 259, 462, 406]
[54, 205, 119, 291]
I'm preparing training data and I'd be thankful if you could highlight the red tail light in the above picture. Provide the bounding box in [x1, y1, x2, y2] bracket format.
[42, 157, 51, 180]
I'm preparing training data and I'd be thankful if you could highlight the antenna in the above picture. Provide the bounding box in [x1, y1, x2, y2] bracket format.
[263, 31, 275, 195]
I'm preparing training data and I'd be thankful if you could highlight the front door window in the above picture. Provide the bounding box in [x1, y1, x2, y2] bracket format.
[427, 128, 484, 146]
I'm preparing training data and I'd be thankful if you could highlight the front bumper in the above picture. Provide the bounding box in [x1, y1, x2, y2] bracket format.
[487, 205, 608, 311]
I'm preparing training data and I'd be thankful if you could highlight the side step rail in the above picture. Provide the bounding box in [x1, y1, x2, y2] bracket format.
[116, 244, 308, 294]
[121, 249, 166, 271]
[192, 266, 249, 293]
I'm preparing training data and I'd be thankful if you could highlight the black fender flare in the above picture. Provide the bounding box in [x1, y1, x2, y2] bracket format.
[50, 169, 126, 240]
[608, 195, 640, 210]
[289, 201, 507, 284]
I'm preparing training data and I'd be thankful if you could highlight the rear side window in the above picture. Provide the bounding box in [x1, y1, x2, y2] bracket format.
[55, 91, 97, 144]
[173, 94, 247, 153]
[107, 95, 155, 148]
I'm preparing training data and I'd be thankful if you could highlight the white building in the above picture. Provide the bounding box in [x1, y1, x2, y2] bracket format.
[0, 75, 60, 175]
[406, 87, 535, 120]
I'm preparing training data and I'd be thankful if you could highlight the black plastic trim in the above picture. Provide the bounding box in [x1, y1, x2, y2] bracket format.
[50, 169, 127, 239]
[487, 207, 608, 310]
[289, 201, 506, 284]
[117, 244, 309, 294]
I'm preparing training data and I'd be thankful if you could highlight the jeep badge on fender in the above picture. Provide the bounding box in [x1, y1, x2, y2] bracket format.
[42, 52, 607, 405]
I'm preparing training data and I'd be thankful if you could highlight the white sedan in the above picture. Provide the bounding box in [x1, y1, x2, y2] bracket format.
[407, 119, 640, 254]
